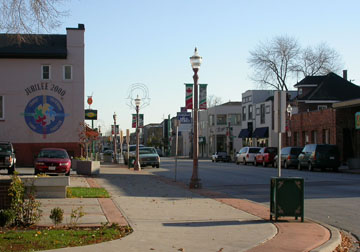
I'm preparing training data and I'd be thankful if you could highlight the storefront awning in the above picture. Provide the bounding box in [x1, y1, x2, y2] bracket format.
[238, 129, 251, 138]
[253, 127, 269, 138]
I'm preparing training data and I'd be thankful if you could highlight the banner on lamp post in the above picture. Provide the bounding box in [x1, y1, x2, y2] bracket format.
[185, 83, 193, 110]
[132, 114, 144, 128]
[199, 84, 207, 110]
[111, 125, 119, 135]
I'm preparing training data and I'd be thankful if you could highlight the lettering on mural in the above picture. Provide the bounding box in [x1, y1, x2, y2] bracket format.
[25, 83, 66, 97]
[23, 82, 69, 138]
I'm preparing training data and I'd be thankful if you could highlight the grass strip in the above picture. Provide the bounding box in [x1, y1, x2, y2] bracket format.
[67, 187, 110, 198]
[0, 225, 132, 252]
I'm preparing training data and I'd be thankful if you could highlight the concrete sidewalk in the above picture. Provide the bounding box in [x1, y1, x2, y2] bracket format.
[39, 164, 339, 252]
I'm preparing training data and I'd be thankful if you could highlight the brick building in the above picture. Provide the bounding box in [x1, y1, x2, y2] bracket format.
[0, 24, 85, 166]
[285, 71, 360, 163]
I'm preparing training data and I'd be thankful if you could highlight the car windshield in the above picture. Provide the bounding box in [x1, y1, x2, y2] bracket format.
[266, 148, 277, 153]
[317, 145, 338, 154]
[38, 150, 68, 159]
[290, 148, 302, 155]
[139, 148, 157, 155]
[249, 148, 260, 153]
[0, 144, 11, 153]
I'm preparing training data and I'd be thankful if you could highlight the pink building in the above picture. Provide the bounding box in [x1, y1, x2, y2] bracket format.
[0, 24, 85, 166]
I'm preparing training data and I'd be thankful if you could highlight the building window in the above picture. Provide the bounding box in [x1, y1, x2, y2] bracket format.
[260, 104, 265, 124]
[209, 115, 215, 126]
[242, 106, 246, 121]
[63, 65, 72, 80]
[318, 105, 327, 110]
[41, 65, 51, 80]
[228, 114, 241, 125]
[322, 129, 330, 144]
[248, 105, 253, 120]
[299, 88, 303, 95]
[311, 130, 317, 144]
[294, 131, 298, 146]
[0, 96, 4, 120]
[216, 114, 227, 125]
[265, 105, 270, 114]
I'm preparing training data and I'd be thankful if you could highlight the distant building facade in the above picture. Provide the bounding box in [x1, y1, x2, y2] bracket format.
[0, 24, 85, 165]
[199, 102, 242, 158]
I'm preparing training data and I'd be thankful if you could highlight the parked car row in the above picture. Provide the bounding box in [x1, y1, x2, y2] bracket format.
[235, 144, 341, 172]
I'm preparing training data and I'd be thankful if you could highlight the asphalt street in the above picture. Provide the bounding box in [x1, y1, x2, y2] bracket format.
[151, 157, 360, 240]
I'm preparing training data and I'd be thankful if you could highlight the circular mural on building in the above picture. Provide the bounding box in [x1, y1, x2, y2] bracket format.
[24, 95, 67, 137]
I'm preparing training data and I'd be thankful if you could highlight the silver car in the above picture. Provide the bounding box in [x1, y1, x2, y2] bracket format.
[236, 147, 261, 165]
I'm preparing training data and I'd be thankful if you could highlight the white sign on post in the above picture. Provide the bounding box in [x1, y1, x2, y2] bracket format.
[274, 91, 287, 133]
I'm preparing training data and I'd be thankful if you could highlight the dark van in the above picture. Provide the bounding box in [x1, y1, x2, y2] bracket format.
[298, 144, 340, 171]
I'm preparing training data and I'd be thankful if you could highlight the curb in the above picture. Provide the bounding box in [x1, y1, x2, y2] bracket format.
[309, 220, 341, 252]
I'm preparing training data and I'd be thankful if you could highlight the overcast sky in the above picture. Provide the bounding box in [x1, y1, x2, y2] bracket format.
[55, 0, 360, 134]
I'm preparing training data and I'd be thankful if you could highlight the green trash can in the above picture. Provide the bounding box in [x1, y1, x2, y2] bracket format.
[270, 177, 304, 222]
[128, 157, 135, 168]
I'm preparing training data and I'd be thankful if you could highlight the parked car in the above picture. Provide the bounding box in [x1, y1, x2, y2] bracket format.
[123, 144, 145, 165]
[297, 144, 340, 171]
[212, 152, 231, 162]
[0, 141, 16, 174]
[155, 148, 164, 157]
[129, 147, 160, 168]
[34, 148, 71, 176]
[274, 147, 303, 168]
[255, 147, 278, 167]
[103, 149, 114, 158]
[236, 147, 261, 165]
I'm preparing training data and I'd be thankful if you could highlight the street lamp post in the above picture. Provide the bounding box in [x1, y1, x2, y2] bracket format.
[134, 95, 141, 171]
[113, 112, 118, 164]
[189, 47, 202, 189]
[287, 104, 293, 146]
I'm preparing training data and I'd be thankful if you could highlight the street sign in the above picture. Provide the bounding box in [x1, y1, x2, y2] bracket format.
[274, 91, 286, 133]
[177, 112, 192, 124]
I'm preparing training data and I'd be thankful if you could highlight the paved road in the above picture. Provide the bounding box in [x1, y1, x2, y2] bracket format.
[151, 158, 360, 240]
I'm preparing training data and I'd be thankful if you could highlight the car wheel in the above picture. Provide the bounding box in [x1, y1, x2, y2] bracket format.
[65, 170, 70, 176]
[262, 161, 266, 167]
[212, 160, 214, 162]
[236, 161, 239, 165]
[156, 164, 160, 168]
[8, 164, 15, 175]
[308, 163, 313, 171]
[34, 169, 39, 175]
[297, 162, 302, 170]
[284, 161, 288, 169]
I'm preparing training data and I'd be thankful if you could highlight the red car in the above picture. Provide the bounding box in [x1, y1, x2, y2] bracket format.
[255, 147, 278, 167]
[34, 148, 71, 176]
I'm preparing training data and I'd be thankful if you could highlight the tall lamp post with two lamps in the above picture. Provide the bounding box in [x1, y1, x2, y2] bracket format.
[189, 48, 202, 189]
[134, 95, 141, 171]
[113, 112, 118, 164]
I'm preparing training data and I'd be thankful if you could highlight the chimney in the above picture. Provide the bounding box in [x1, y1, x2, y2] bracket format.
[343, 70, 348, 80]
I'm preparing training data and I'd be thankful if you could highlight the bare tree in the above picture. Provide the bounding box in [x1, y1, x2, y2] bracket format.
[296, 42, 343, 77]
[248, 36, 343, 91]
[207, 95, 222, 108]
[248, 35, 300, 91]
[0, 0, 67, 42]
